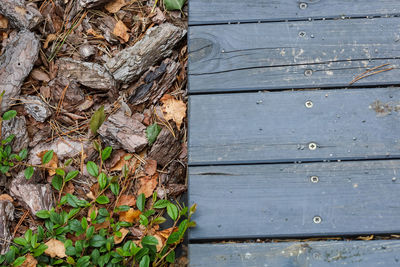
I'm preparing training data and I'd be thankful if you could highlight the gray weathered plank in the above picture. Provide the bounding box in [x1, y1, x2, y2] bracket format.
[190, 241, 400, 266]
[189, 88, 400, 165]
[189, 18, 400, 93]
[188, 161, 400, 240]
[189, 0, 400, 25]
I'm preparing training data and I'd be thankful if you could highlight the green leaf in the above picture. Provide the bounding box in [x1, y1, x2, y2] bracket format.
[65, 170, 79, 182]
[90, 105, 106, 134]
[13, 237, 27, 246]
[86, 226, 95, 239]
[0, 165, 9, 174]
[166, 250, 175, 263]
[96, 195, 110, 204]
[141, 236, 158, 246]
[90, 235, 107, 247]
[35, 210, 50, 219]
[2, 110, 17, 121]
[152, 216, 166, 225]
[145, 123, 161, 146]
[136, 193, 145, 212]
[52, 175, 63, 191]
[18, 149, 28, 160]
[167, 232, 180, 244]
[139, 215, 148, 226]
[55, 168, 65, 177]
[139, 255, 150, 267]
[167, 203, 179, 220]
[110, 182, 119, 196]
[42, 150, 54, 164]
[164, 0, 186, 11]
[115, 205, 130, 212]
[153, 199, 169, 209]
[98, 173, 107, 190]
[33, 243, 47, 257]
[86, 161, 99, 177]
[24, 166, 34, 180]
[12, 256, 25, 267]
[101, 147, 112, 161]
[2, 134, 15, 145]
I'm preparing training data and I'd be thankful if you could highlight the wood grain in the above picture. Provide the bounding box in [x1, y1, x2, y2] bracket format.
[190, 241, 400, 266]
[189, 88, 400, 165]
[189, 18, 400, 93]
[189, 0, 400, 25]
[189, 161, 400, 239]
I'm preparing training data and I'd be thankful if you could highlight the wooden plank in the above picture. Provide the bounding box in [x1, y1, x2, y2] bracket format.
[189, 88, 400, 165]
[189, 0, 400, 25]
[188, 161, 400, 240]
[190, 241, 400, 266]
[189, 18, 400, 93]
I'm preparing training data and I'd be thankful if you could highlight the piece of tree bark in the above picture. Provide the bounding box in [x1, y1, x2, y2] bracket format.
[127, 58, 180, 106]
[0, 0, 43, 30]
[57, 58, 117, 91]
[148, 127, 181, 167]
[98, 110, 148, 153]
[0, 30, 39, 113]
[106, 23, 186, 83]
[21, 95, 52, 122]
[0, 200, 13, 254]
[2, 116, 29, 152]
[9, 170, 53, 217]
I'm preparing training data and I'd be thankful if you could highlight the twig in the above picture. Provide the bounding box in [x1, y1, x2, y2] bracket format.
[349, 63, 393, 85]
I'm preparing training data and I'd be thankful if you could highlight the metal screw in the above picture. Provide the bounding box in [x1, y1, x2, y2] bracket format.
[304, 69, 313, 76]
[299, 2, 308, 9]
[299, 31, 306, 37]
[313, 216, 322, 224]
[393, 177, 397, 182]
[310, 176, 319, 183]
[308, 142, 317, 150]
[305, 100, 313, 108]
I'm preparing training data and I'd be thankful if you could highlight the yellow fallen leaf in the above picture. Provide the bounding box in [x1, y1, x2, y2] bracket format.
[87, 28, 104, 39]
[44, 239, 66, 258]
[37, 150, 58, 176]
[43, 33, 57, 49]
[113, 20, 130, 43]
[119, 208, 141, 223]
[105, 0, 126, 13]
[15, 6, 26, 15]
[0, 15, 8, 29]
[161, 94, 186, 130]
[114, 228, 129, 244]
[0, 194, 13, 202]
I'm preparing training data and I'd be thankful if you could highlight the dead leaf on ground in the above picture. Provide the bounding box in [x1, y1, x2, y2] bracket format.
[21, 253, 37, 267]
[119, 208, 141, 223]
[161, 94, 186, 130]
[94, 220, 110, 231]
[116, 194, 136, 206]
[110, 153, 136, 174]
[153, 234, 165, 252]
[44, 239, 67, 258]
[0, 15, 8, 29]
[0, 194, 13, 202]
[158, 227, 177, 239]
[87, 205, 98, 222]
[137, 174, 158, 198]
[37, 150, 58, 176]
[43, 34, 57, 49]
[113, 20, 130, 43]
[87, 28, 104, 39]
[63, 182, 75, 194]
[357, 235, 374, 240]
[114, 228, 129, 244]
[144, 159, 157, 176]
[105, 0, 126, 13]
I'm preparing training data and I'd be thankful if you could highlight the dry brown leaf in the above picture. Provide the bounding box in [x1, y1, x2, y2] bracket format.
[44, 239, 67, 258]
[87, 28, 104, 39]
[113, 20, 130, 43]
[158, 227, 177, 239]
[0, 15, 8, 29]
[37, 150, 58, 176]
[87, 205, 98, 222]
[114, 228, 129, 244]
[110, 153, 135, 172]
[0, 194, 13, 202]
[137, 174, 158, 198]
[43, 34, 57, 49]
[144, 159, 157, 176]
[161, 94, 186, 130]
[15, 6, 26, 15]
[63, 182, 75, 194]
[105, 0, 126, 13]
[119, 208, 141, 223]
[116, 194, 136, 207]
[94, 220, 110, 231]
[358, 235, 374, 240]
[153, 234, 165, 252]
[21, 253, 37, 267]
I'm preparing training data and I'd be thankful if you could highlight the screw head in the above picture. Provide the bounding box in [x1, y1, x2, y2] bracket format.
[304, 69, 313, 76]
[313, 216, 322, 224]
[305, 100, 313, 108]
[308, 142, 317, 150]
[310, 176, 319, 183]
[299, 31, 306, 37]
[299, 2, 308, 9]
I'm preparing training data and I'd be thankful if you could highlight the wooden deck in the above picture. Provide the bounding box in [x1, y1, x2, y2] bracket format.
[188, 1, 400, 266]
